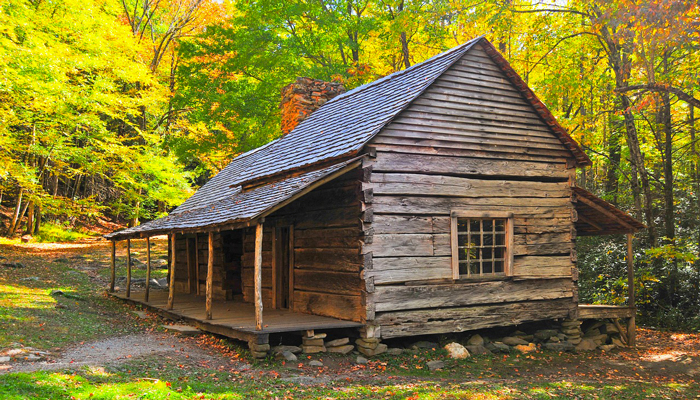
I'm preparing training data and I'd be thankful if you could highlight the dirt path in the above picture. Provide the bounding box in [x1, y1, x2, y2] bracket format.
[3, 331, 249, 374]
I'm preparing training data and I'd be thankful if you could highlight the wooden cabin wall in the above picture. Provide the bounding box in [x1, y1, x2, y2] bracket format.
[364, 42, 578, 339]
[240, 170, 365, 322]
[172, 232, 234, 300]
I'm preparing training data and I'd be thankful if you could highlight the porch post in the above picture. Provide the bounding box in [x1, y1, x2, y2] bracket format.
[255, 221, 264, 330]
[167, 233, 176, 309]
[145, 237, 151, 302]
[126, 239, 132, 298]
[206, 231, 214, 320]
[109, 240, 116, 292]
[195, 234, 201, 295]
[627, 233, 636, 347]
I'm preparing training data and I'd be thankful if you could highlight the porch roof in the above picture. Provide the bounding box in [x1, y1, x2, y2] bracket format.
[105, 158, 361, 240]
[573, 186, 646, 236]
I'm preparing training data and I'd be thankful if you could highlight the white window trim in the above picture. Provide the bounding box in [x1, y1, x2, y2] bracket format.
[450, 210, 514, 280]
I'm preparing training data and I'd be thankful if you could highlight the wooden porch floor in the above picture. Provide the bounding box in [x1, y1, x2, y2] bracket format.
[111, 290, 363, 344]
[578, 304, 635, 319]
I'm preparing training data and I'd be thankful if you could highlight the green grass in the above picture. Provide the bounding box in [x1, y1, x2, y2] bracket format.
[34, 222, 95, 243]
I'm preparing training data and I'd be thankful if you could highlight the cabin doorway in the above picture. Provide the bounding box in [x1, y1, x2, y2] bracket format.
[274, 226, 293, 309]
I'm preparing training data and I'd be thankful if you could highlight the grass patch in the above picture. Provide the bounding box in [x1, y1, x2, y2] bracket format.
[34, 222, 94, 243]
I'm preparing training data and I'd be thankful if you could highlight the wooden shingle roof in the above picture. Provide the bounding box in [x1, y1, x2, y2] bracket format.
[107, 36, 590, 240]
[573, 187, 646, 236]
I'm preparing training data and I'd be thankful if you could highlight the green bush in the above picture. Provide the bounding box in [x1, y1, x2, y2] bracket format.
[34, 222, 94, 243]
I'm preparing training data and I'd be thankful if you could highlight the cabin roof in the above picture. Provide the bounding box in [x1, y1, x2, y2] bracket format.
[108, 36, 591, 240]
[573, 186, 646, 236]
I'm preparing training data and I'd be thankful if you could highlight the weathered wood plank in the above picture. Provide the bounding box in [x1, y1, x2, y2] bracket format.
[369, 152, 568, 179]
[377, 298, 575, 338]
[292, 291, 363, 322]
[294, 270, 362, 296]
[512, 256, 574, 278]
[373, 279, 574, 312]
[372, 196, 572, 217]
[578, 305, 635, 319]
[367, 174, 570, 198]
[370, 143, 570, 164]
[368, 256, 452, 284]
[363, 234, 435, 257]
[294, 248, 361, 272]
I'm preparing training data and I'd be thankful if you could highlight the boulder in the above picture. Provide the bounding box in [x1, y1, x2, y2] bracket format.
[275, 351, 298, 362]
[584, 328, 601, 337]
[467, 334, 484, 346]
[387, 348, 403, 356]
[514, 343, 537, 354]
[21, 235, 32, 243]
[548, 336, 560, 343]
[575, 339, 598, 352]
[427, 360, 445, 371]
[465, 345, 491, 355]
[309, 360, 324, 367]
[604, 323, 619, 334]
[411, 341, 438, 350]
[599, 344, 615, 351]
[486, 342, 511, 354]
[534, 329, 560, 341]
[543, 341, 574, 352]
[569, 337, 582, 345]
[611, 337, 625, 347]
[444, 343, 470, 359]
[502, 337, 528, 346]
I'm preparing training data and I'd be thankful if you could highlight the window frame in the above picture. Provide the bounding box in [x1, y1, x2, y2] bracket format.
[450, 210, 514, 280]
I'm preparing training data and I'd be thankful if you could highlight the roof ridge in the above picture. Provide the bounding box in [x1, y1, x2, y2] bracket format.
[325, 35, 485, 105]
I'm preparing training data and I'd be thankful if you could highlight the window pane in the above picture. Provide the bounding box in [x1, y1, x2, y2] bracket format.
[495, 233, 505, 246]
[483, 220, 493, 232]
[482, 247, 492, 260]
[494, 260, 504, 273]
[456, 217, 509, 278]
[483, 260, 493, 274]
[469, 220, 480, 233]
[469, 261, 479, 275]
[483, 234, 493, 246]
[495, 220, 505, 232]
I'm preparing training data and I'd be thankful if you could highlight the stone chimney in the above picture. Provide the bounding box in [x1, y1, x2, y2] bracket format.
[280, 77, 345, 135]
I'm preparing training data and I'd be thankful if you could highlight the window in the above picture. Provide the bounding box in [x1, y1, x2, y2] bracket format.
[451, 211, 513, 279]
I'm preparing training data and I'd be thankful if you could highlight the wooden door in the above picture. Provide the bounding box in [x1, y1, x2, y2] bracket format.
[274, 226, 293, 309]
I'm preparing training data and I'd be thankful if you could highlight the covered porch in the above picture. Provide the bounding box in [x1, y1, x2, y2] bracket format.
[111, 290, 362, 345]
[573, 186, 646, 346]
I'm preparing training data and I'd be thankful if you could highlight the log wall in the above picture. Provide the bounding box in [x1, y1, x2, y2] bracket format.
[172, 232, 237, 300]
[364, 42, 579, 338]
[240, 170, 366, 322]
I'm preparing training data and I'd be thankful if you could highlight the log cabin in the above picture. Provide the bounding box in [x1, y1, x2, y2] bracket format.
[106, 36, 645, 356]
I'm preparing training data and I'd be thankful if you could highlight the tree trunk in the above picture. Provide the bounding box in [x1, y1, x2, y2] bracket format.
[34, 205, 41, 235]
[25, 201, 34, 235]
[8, 189, 23, 236]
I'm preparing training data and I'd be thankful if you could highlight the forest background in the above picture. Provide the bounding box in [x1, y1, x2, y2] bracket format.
[1, 0, 699, 329]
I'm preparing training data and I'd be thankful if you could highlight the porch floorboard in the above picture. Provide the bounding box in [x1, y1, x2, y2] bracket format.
[111, 290, 363, 343]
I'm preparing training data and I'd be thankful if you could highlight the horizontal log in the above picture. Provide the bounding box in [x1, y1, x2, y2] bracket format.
[294, 270, 362, 296]
[292, 291, 363, 322]
[376, 298, 575, 338]
[363, 234, 435, 257]
[369, 152, 569, 179]
[369, 143, 570, 165]
[512, 256, 574, 278]
[372, 196, 572, 218]
[368, 256, 452, 284]
[367, 174, 570, 198]
[294, 248, 362, 272]
[373, 278, 574, 312]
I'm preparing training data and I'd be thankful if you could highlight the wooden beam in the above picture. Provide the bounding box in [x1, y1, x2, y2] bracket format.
[195, 234, 200, 295]
[577, 214, 603, 231]
[206, 232, 213, 320]
[627, 233, 636, 347]
[186, 238, 192, 294]
[254, 221, 264, 330]
[126, 239, 131, 298]
[109, 241, 116, 293]
[576, 195, 634, 230]
[288, 226, 295, 309]
[145, 237, 151, 302]
[167, 233, 176, 309]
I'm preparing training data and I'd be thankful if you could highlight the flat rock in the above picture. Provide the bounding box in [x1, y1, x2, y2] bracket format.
[427, 360, 445, 371]
[303, 338, 325, 347]
[444, 342, 470, 359]
[327, 344, 354, 354]
[486, 342, 511, 354]
[301, 345, 326, 354]
[131, 311, 148, 319]
[600, 344, 615, 351]
[358, 343, 387, 357]
[325, 337, 349, 347]
[161, 324, 200, 335]
[465, 345, 491, 355]
[2, 262, 25, 269]
[356, 338, 379, 350]
[543, 341, 574, 352]
[502, 336, 528, 346]
[467, 334, 484, 346]
[272, 345, 302, 355]
[0, 356, 10, 363]
[356, 356, 368, 365]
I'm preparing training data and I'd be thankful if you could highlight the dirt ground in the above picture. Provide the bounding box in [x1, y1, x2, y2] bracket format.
[1, 238, 700, 389]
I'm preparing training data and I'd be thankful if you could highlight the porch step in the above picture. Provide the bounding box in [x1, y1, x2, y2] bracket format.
[162, 324, 201, 336]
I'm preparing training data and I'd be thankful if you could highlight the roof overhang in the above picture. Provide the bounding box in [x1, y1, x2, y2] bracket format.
[106, 158, 363, 241]
[573, 187, 645, 236]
